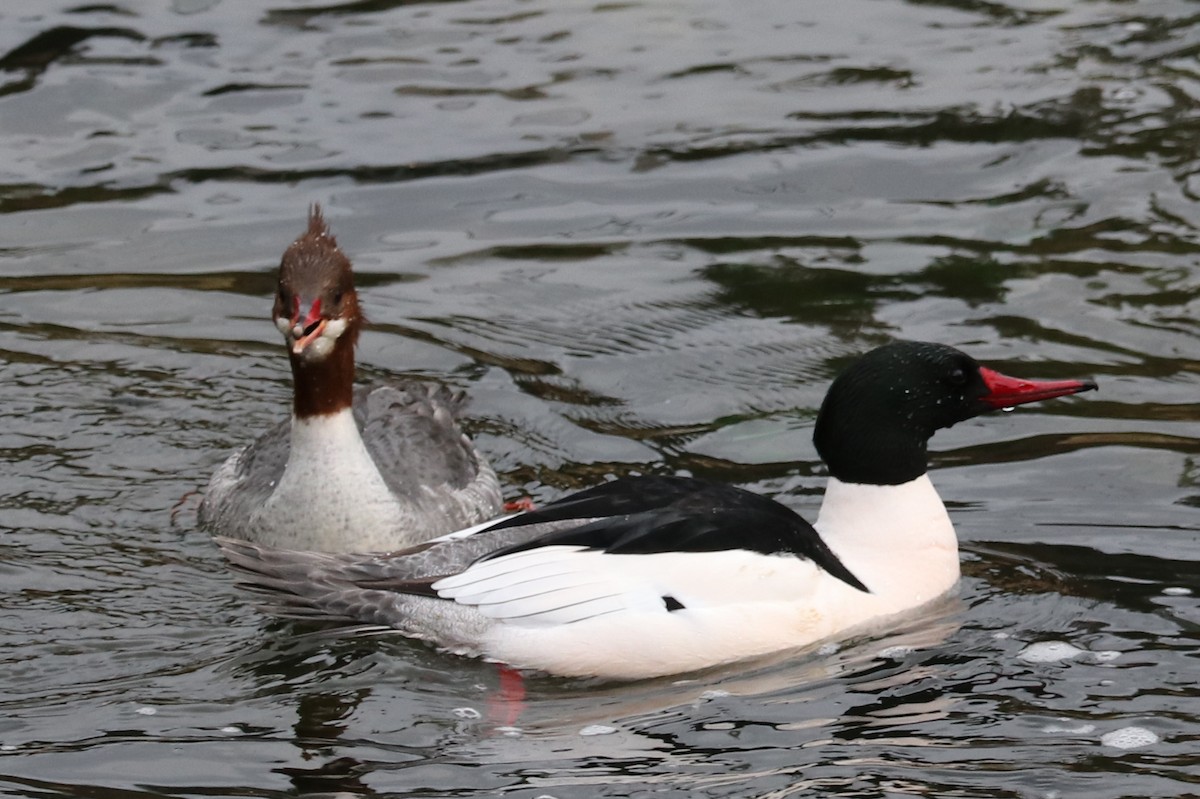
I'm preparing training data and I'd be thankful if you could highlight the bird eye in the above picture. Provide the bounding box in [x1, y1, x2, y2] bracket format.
[333, 290, 344, 305]
[948, 366, 967, 385]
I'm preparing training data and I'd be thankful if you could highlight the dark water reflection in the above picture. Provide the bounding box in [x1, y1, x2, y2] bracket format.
[1, 0, 1197, 796]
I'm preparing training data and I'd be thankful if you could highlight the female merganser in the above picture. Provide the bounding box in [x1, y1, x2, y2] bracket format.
[199, 207, 503, 552]
[218, 341, 1096, 679]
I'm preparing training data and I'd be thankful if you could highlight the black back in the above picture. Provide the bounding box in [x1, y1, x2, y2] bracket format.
[483, 475, 868, 593]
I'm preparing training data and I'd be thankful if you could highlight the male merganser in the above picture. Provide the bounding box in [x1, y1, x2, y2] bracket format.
[218, 341, 1096, 678]
[199, 207, 503, 551]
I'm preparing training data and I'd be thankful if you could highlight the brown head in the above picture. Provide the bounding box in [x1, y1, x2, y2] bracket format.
[273, 206, 363, 416]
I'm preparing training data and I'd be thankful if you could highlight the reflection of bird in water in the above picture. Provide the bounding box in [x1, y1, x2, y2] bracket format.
[486, 664, 528, 731]
[279, 754, 373, 796]
[283, 690, 374, 794]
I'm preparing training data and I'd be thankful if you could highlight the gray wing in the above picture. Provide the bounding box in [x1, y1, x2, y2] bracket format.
[197, 417, 289, 531]
[357, 383, 504, 520]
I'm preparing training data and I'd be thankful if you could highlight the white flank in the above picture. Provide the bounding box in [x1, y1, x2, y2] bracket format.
[408, 474, 962, 679]
[425, 547, 836, 678]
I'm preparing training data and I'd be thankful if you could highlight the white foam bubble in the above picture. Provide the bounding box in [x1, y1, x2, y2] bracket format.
[1018, 641, 1122, 664]
[1100, 726, 1158, 749]
[135, 706, 158, 716]
[452, 707, 482, 720]
[1162, 586, 1192, 596]
[878, 645, 915, 659]
[579, 724, 617, 736]
[1018, 641, 1086, 663]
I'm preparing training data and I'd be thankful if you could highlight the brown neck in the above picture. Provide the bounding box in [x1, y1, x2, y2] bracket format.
[289, 329, 357, 419]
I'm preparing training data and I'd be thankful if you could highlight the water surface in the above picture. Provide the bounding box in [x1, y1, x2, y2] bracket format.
[1, 1, 1197, 796]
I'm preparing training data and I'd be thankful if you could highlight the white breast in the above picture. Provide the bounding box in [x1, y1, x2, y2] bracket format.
[249, 410, 407, 550]
[814, 474, 961, 612]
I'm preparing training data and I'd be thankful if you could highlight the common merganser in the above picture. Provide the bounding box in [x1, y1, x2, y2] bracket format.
[199, 207, 503, 551]
[217, 341, 1096, 678]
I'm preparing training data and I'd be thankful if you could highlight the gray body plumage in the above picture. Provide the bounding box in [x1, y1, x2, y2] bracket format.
[217, 517, 582, 652]
[199, 382, 503, 551]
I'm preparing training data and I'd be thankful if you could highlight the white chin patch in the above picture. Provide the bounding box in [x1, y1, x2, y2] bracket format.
[307, 319, 345, 360]
[291, 317, 348, 362]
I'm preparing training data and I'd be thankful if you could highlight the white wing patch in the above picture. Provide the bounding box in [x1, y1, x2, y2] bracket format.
[432, 546, 824, 628]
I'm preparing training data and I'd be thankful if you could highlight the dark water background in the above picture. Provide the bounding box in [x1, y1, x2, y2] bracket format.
[1, 1, 1197, 796]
